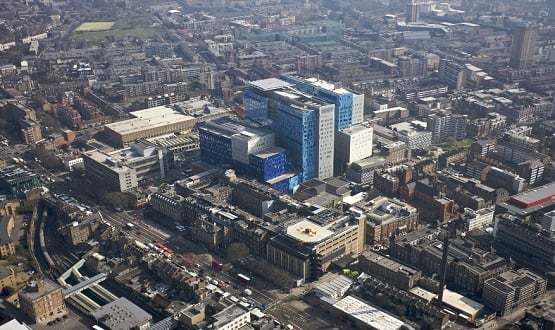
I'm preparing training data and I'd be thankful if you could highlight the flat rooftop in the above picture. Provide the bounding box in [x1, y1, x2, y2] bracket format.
[285, 75, 364, 97]
[274, 89, 332, 108]
[410, 286, 483, 317]
[212, 305, 249, 326]
[441, 289, 484, 317]
[106, 106, 195, 135]
[249, 78, 293, 91]
[300, 77, 335, 90]
[373, 106, 407, 114]
[492, 269, 544, 291]
[509, 182, 555, 207]
[19, 280, 60, 301]
[253, 146, 286, 159]
[333, 295, 406, 330]
[200, 116, 272, 140]
[0, 165, 38, 183]
[351, 156, 386, 169]
[314, 273, 353, 298]
[92, 297, 151, 330]
[266, 172, 297, 185]
[84, 150, 121, 170]
[338, 124, 372, 136]
[389, 122, 423, 135]
[84, 142, 159, 173]
[410, 286, 437, 302]
[362, 250, 419, 275]
[286, 219, 333, 243]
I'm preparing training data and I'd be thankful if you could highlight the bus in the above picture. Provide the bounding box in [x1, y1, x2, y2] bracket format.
[155, 243, 173, 254]
[237, 273, 251, 284]
[126, 222, 135, 229]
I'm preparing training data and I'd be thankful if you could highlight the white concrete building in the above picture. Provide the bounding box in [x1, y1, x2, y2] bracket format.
[83, 142, 170, 192]
[390, 121, 432, 150]
[352, 93, 365, 126]
[63, 156, 84, 171]
[316, 104, 336, 180]
[427, 112, 467, 144]
[206, 40, 234, 57]
[335, 125, 373, 174]
[22, 33, 48, 44]
[231, 130, 275, 165]
[210, 305, 251, 330]
[0, 42, 16, 52]
[104, 106, 196, 147]
[461, 207, 495, 231]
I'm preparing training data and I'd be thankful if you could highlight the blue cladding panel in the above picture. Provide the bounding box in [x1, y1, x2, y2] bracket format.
[317, 89, 352, 130]
[233, 161, 252, 177]
[250, 150, 288, 181]
[244, 88, 269, 120]
[273, 103, 316, 182]
[199, 126, 233, 166]
[270, 174, 299, 193]
[334, 93, 353, 131]
[281, 75, 354, 130]
[199, 117, 303, 189]
[281, 75, 315, 94]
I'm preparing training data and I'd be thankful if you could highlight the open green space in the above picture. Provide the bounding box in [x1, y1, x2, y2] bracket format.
[439, 138, 474, 152]
[72, 16, 159, 41]
[75, 21, 114, 32]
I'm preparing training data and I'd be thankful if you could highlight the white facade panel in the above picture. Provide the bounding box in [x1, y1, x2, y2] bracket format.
[352, 93, 365, 126]
[317, 105, 335, 179]
[231, 131, 275, 164]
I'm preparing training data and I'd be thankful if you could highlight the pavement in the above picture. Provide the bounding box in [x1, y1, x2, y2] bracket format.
[30, 309, 93, 330]
[208, 269, 277, 309]
[3, 140, 335, 330]
[1, 297, 92, 330]
[100, 207, 325, 329]
[10, 214, 26, 247]
[35, 184, 335, 330]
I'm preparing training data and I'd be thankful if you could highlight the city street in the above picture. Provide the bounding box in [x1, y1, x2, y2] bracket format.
[1, 0, 553, 328]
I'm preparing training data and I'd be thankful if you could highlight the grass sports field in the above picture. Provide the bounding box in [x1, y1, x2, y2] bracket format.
[72, 17, 158, 41]
[75, 22, 114, 32]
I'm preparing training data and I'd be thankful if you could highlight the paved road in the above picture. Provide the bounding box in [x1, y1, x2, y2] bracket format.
[209, 269, 277, 309]
[38, 186, 313, 329]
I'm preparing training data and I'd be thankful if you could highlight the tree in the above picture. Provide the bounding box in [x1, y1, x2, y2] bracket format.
[225, 243, 250, 262]
[33, 146, 64, 171]
[39, 112, 63, 133]
[38, 151, 64, 171]
[159, 183, 170, 192]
